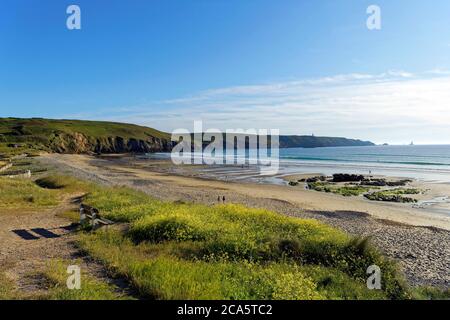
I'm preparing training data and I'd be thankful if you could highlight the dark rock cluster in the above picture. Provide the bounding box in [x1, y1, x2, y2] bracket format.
[361, 178, 412, 187]
[332, 173, 365, 182]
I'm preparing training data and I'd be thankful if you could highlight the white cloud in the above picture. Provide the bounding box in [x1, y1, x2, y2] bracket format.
[68, 71, 450, 144]
[427, 68, 450, 75]
[385, 70, 414, 78]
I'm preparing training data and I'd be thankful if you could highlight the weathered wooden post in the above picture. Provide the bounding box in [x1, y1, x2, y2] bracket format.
[91, 210, 98, 229]
[80, 205, 86, 224]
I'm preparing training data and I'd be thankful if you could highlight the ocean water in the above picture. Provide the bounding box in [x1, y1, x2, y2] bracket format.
[149, 145, 450, 218]
[150, 145, 450, 183]
[278, 145, 450, 183]
[281, 145, 450, 168]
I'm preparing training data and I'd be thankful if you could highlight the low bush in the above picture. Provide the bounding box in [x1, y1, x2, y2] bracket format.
[130, 214, 210, 243]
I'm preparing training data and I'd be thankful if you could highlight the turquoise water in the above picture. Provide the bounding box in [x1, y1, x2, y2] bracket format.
[279, 145, 450, 182]
[280, 145, 450, 167]
[149, 145, 450, 217]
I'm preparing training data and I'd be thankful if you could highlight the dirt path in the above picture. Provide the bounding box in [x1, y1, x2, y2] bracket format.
[0, 193, 128, 298]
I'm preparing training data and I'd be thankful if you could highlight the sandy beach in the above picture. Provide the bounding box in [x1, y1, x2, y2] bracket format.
[38, 154, 450, 288]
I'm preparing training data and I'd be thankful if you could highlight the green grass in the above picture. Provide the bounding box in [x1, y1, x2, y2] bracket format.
[0, 118, 168, 140]
[386, 188, 421, 195]
[410, 286, 450, 300]
[56, 209, 81, 223]
[308, 182, 373, 197]
[78, 231, 386, 300]
[34, 175, 85, 191]
[78, 183, 414, 300]
[0, 173, 92, 211]
[0, 272, 19, 300]
[3, 158, 48, 175]
[83, 186, 167, 222]
[36, 260, 132, 300]
[307, 182, 421, 201]
[128, 204, 351, 261]
[0, 142, 32, 157]
[0, 177, 60, 209]
[1, 259, 133, 300]
[364, 188, 420, 203]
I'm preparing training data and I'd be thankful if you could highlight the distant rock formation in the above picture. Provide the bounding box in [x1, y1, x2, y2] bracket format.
[279, 135, 374, 148]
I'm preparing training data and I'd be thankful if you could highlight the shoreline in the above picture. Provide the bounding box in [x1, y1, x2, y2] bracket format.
[145, 154, 450, 228]
[149, 150, 450, 184]
[38, 153, 450, 288]
[41, 153, 450, 230]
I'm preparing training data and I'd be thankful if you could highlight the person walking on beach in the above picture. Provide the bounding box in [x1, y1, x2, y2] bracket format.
[222, 196, 226, 203]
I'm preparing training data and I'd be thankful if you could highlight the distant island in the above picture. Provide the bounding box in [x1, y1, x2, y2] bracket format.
[0, 118, 374, 155]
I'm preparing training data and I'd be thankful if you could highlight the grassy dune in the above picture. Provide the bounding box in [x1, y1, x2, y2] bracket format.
[79, 231, 386, 300]
[79, 181, 410, 299]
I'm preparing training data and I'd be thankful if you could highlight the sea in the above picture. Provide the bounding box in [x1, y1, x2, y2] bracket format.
[149, 145, 450, 184]
[278, 145, 450, 183]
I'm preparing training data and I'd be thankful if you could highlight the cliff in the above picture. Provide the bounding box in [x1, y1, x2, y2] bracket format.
[0, 118, 172, 154]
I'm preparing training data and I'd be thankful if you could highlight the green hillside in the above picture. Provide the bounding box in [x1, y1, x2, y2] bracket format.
[0, 118, 171, 155]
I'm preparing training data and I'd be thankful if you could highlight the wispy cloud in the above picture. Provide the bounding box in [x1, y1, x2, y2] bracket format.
[66, 71, 450, 144]
[427, 68, 450, 75]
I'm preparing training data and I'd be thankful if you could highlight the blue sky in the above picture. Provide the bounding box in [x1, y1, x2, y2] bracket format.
[1, 0, 450, 144]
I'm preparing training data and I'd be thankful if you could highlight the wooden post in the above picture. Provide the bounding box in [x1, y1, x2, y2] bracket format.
[80, 206, 86, 224]
[91, 210, 97, 228]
